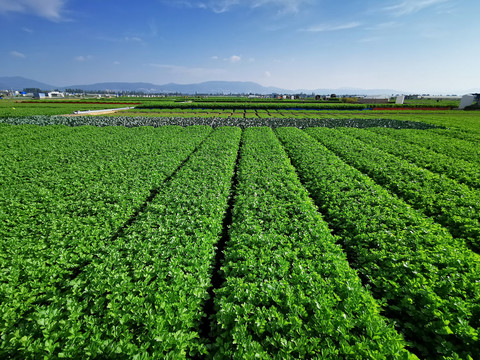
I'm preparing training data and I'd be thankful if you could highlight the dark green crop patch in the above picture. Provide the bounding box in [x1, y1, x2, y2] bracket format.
[0, 115, 443, 130]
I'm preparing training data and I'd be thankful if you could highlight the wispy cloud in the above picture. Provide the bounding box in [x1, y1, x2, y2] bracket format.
[74, 55, 93, 62]
[383, 0, 450, 16]
[0, 0, 69, 21]
[228, 55, 241, 63]
[301, 21, 362, 32]
[148, 20, 158, 37]
[366, 21, 399, 31]
[168, 0, 312, 14]
[250, 0, 312, 14]
[124, 36, 144, 43]
[123, 36, 145, 45]
[358, 36, 383, 43]
[97, 35, 145, 44]
[10, 50, 26, 58]
[212, 55, 244, 63]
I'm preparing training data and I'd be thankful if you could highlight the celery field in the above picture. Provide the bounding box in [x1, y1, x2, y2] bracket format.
[0, 114, 479, 359]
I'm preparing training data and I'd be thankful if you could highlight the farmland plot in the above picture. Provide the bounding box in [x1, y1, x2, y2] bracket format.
[1, 122, 479, 359]
[336, 127, 480, 189]
[0, 125, 213, 357]
[305, 127, 480, 253]
[277, 127, 479, 359]
[212, 127, 413, 358]
[369, 127, 480, 165]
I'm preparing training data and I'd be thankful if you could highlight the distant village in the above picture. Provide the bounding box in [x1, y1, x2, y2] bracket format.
[1, 87, 479, 109]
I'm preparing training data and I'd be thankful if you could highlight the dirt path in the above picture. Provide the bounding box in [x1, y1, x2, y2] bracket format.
[62, 107, 134, 116]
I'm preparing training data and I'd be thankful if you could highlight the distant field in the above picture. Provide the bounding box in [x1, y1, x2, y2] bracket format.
[1, 96, 479, 359]
[0, 96, 460, 118]
[0, 98, 132, 117]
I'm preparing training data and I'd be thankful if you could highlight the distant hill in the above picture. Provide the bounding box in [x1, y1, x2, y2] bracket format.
[0, 75, 449, 95]
[58, 81, 405, 96]
[0, 76, 56, 91]
[62, 81, 289, 95]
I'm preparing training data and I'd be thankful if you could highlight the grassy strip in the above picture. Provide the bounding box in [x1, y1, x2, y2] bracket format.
[212, 127, 415, 359]
[338, 127, 480, 189]
[0, 125, 212, 356]
[306, 127, 480, 253]
[369, 127, 480, 165]
[276, 127, 480, 359]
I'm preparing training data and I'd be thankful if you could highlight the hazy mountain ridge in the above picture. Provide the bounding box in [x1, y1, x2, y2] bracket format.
[0, 76, 57, 92]
[2, 76, 473, 95]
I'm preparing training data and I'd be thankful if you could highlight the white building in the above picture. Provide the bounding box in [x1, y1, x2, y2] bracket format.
[459, 93, 480, 109]
[33, 92, 46, 99]
[48, 91, 65, 98]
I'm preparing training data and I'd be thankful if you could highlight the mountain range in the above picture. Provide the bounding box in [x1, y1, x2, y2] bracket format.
[0, 76, 469, 96]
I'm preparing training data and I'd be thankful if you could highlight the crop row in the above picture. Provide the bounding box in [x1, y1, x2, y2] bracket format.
[276, 127, 480, 359]
[212, 127, 414, 358]
[0, 125, 214, 357]
[305, 127, 480, 253]
[337, 127, 480, 189]
[429, 128, 480, 142]
[369, 127, 480, 165]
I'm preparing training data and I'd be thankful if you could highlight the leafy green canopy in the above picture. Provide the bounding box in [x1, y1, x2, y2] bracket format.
[276, 127, 480, 359]
[306, 127, 480, 253]
[212, 127, 414, 359]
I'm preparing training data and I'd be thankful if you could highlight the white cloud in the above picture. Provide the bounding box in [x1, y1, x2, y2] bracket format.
[212, 55, 243, 63]
[113, 61, 120, 65]
[228, 55, 241, 63]
[301, 22, 362, 32]
[265, 71, 272, 77]
[0, 0, 68, 21]
[384, 0, 450, 16]
[10, 50, 26, 58]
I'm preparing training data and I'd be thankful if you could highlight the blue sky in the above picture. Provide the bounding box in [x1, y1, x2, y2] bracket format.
[1, 0, 479, 93]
